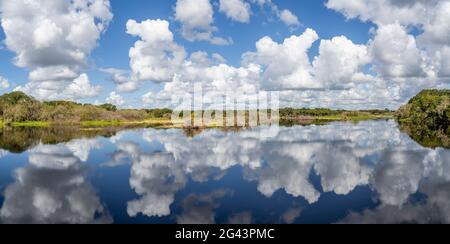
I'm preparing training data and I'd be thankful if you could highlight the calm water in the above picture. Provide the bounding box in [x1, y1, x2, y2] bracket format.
[0, 120, 449, 224]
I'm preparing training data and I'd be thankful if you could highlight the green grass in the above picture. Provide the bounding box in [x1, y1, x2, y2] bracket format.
[80, 120, 124, 127]
[312, 114, 394, 121]
[11, 121, 50, 127]
[1, 114, 395, 129]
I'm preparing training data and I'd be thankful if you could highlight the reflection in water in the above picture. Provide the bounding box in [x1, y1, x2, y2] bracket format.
[177, 189, 232, 224]
[399, 122, 450, 149]
[0, 120, 449, 224]
[0, 126, 126, 153]
[0, 139, 112, 224]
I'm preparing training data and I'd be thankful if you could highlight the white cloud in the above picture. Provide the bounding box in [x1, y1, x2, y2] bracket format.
[65, 74, 102, 99]
[106, 91, 125, 106]
[175, 0, 232, 45]
[323, 0, 450, 106]
[0, 75, 10, 89]
[29, 66, 79, 82]
[436, 47, 450, 77]
[16, 73, 101, 101]
[418, 1, 450, 47]
[369, 23, 425, 78]
[112, 1, 449, 109]
[219, 0, 251, 23]
[313, 36, 371, 88]
[126, 19, 187, 84]
[279, 9, 300, 27]
[123, 21, 404, 109]
[243, 29, 319, 90]
[325, 0, 441, 26]
[123, 19, 260, 101]
[243, 32, 372, 93]
[326, 0, 450, 79]
[0, 0, 112, 100]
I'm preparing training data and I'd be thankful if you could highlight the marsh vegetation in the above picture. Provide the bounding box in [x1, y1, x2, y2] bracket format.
[397, 89, 450, 148]
[0, 90, 448, 149]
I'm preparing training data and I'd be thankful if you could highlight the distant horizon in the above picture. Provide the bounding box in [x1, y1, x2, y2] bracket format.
[1, 90, 401, 111]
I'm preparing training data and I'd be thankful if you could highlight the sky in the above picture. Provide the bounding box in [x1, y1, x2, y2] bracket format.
[0, 0, 449, 109]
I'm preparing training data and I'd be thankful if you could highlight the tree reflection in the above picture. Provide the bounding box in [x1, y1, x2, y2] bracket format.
[0, 126, 129, 153]
[399, 122, 450, 149]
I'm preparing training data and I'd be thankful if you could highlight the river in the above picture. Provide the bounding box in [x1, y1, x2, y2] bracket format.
[0, 120, 448, 224]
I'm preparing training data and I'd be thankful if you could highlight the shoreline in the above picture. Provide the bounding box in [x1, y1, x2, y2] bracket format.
[0, 114, 395, 129]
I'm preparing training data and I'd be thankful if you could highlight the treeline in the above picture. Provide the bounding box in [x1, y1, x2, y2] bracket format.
[0, 92, 173, 124]
[397, 89, 450, 129]
[397, 89, 450, 148]
[279, 108, 393, 118]
[0, 91, 396, 125]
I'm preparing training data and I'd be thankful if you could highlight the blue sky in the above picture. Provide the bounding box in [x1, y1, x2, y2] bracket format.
[93, 0, 373, 65]
[0, 0, 448, 109]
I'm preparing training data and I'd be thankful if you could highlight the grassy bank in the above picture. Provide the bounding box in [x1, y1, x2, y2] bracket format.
[0, 91, 396, 129]
[0, 114, 394, 129]
[313, 114, 393, 121]
[10, 121, 51, 127]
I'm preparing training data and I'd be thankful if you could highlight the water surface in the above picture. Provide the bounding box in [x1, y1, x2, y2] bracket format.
[0, 120, 449, 224]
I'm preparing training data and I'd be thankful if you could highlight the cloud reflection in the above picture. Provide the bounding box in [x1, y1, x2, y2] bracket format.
[108, 121, 450, 223]
[0, 139, 112, 224]
[3, 120, 447, 223]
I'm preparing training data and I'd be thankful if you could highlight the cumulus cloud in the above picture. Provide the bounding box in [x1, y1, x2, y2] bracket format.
[106, 91, 125, 107]
[243, 30, 372, 91]
[326, 0, 450, 79]
[15, 73, 101, 101]
[174, 0, 232, 45]
[0, 75, 10, 89]
[124, 19, 261, 101]
[369, 23, 425, 78]
[120, 20, 403, 109]
[313, 36, 371, 89]
[126, 19, 186, 84]
[106, 0, 449, 109]
[325, 0, 443, 26]
[219, 0, 251, 23]
[243, 28, 319, 90]
[0, 0, 112, 100]
[417, 1, 450, 47]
